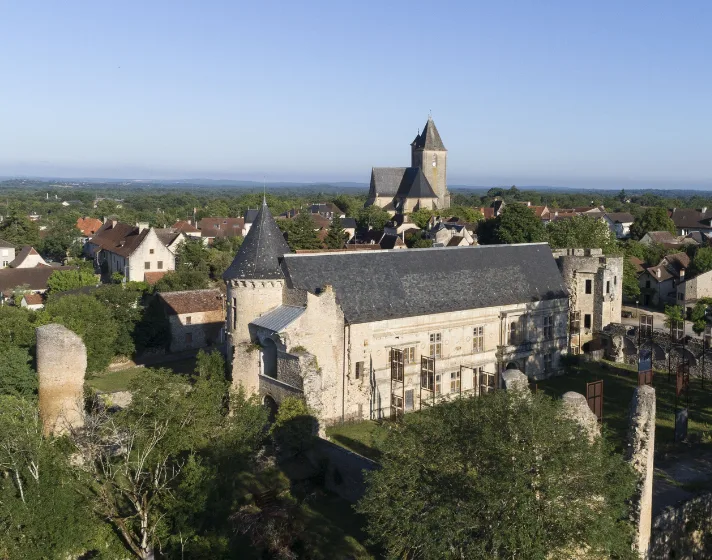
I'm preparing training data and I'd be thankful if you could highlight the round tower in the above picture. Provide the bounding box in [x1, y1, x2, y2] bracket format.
[223, 199, 291, 394]
[36, 323, 87, 436]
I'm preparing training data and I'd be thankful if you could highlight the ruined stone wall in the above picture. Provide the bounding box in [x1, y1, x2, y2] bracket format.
[649, 493, 712, 560]
[36, 324, 86, 436]
[626, 386, 656, 557]
[309, 438, 379, 503]
[168, 309, 223, 352]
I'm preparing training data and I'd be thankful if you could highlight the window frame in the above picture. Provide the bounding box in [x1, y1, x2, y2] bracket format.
[584, 313, 592, 329]
[450, 370, 461, 393]
[542, 315, 553, 340]
[144, 261, 151, 270]
[585, 279, 592, 294]
[472, 325, 484, 353]
[355, 361, 364, 380]
[429, 333, 442, 358]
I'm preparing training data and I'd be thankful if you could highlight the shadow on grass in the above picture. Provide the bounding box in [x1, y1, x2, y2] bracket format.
[329, 434, 382, 462]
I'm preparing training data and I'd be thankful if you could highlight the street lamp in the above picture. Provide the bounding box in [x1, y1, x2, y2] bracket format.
[636, 299, 639, 318]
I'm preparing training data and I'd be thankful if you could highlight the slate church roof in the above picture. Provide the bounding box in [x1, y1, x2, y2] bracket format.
[369, 167, 437, 200]
[411, 116, 446, 151]
[223, 201, 291, 281]
[281, 243, 567, 324]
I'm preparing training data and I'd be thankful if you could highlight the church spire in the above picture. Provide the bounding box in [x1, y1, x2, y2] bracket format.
[412, 116, 446, 151]
[222, 203, 291, 281]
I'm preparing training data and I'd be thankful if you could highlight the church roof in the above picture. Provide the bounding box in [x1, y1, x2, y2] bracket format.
[370, 167, 437, 199]
[411, 116, 446, 151]
[223, 202, 291, 281]
[281, 243, 567, 324]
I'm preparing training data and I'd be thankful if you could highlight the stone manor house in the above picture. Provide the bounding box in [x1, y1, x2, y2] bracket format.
[224, 201, 586, 426]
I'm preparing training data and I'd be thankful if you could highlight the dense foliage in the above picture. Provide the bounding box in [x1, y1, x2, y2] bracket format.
[629, 207, 676, 240]
[358, 390, 637, 559]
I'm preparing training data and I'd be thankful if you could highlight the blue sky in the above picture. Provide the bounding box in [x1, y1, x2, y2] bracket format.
[0, 0, 710, 189]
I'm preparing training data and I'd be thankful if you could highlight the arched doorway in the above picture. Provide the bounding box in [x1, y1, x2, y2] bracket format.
[263, 395, 278, 423]
[262, 339, 278, 378]
[505, 361, 519, 371]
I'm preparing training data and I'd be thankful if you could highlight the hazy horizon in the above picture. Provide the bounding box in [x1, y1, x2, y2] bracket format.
[1, 1, 711, 190]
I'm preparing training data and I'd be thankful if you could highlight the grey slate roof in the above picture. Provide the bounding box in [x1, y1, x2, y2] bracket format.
[605, 212, 634, 224]
[281, 243, 568, 324]
[341, 218, 357, 229]
[251, 305, 305, 332]
[411, 116, 446, 151]
[223, 202, 291, 281]
[370, 167, 437, 199]
[244, 209, 259, 224]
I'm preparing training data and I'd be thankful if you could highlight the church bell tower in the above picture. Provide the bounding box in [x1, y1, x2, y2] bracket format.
[410, 116, 450, 209]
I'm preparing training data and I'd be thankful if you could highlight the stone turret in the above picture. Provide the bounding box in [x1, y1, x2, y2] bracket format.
[411, 116, 450, 209]
[223, 199, 291, 393]
[36, 324, 86, 436]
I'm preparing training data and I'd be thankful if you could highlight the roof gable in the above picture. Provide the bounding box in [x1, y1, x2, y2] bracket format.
[281, 244, 568, 324]
[411, 116, 446, 151]
[370, 167, 437, 199]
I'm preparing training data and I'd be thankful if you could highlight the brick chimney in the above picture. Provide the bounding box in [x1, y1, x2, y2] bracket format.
[679, 267, 686, 281]
[656, 268, 661, 279]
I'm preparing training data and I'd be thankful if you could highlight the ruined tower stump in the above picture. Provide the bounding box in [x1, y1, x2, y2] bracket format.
[36, 323, 87, 436]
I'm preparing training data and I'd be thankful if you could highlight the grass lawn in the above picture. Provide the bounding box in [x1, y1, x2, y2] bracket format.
[87, 367, 143, 392]
[537, 360, 712, 453]
[325, 420, 391, 462]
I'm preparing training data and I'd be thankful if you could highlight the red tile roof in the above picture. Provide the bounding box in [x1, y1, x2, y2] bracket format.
[172, 220, 200, 233]
[144, 271, 168, 285]
[198, 217, 245, 239]
[23, 293, 44, 305]
[76, 217, 103, 237]
[89, 221, 149, 258]
[158, 289, 224, 315]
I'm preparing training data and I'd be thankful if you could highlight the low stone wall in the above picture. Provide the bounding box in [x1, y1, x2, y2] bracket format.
[649, 492, 712, 559]
[307, 438, 378, 503]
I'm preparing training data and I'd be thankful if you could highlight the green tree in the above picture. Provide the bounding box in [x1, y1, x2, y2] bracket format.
[283, 212, 322, 251]
[40, 222, 83, 262]
[491, 204, 546, 244]
[623, 258, 641, 301]
[629, 207, 675, 240]
[692, 247, 712, 275]
[690, 300, 710, 335]
[46, 268, 98, 293]
[409, 208, 434, 229]
[0, 344, 37, 397]
[92, 283, 146, 358]
[356, 205, 391, 231]
[153, 269, 210, 292]
[357, 391, 636, 559]
[0, 306, 46, 348]
[664, 304, 685, 330]
[547, 215, 619, 254]
[324, 214, 348, 249]
[0, 213, 41, 248]
[270, 396, 317, 456]
[176, 237, 211, 272]
[45, 294, 119, 373]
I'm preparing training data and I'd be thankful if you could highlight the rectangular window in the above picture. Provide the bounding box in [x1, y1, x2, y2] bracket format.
[570, 310, 581, 333]
[480, 369, 496, 395]
[585, 279, 592, 294]
[421, 356, 435, 391]
[584, 314, 592, 329]
[157, 261, 163, 270]
[355, 361, 364, 380]
[429, 333, 442, 358]
[606, 280, 611, 294]
[570, 345, 580, 355]
[403, 346, 416, 364]
[509, 320, 519, 345]
[185, 333, 193, 345]
[614, 276, 617, 286]
[232, 297, 237, 329]
[390, 349, 404, 382]
[186, 316, 192, 325]
[450, 371, 461, 392]
[472, 326, 484, 353]
[543, 315, 553, 340]
[144, 262, 150, 270]
[678, 292, 684, 301]
[646, 280, 651, 289]
[149, 248, 155, 254]
[435, 374, 442, 396]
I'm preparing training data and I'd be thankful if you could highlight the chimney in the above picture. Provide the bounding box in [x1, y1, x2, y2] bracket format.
[136, 222, 149, 233]
[656, 268, 661, 279]
[702, 207, 708, 214]
[680, 267, 686, 281]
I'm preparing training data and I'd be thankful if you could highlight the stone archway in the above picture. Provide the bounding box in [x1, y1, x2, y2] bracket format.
[505, 361, 519, 371]
[262, 338, 278, 379]
[263, 395, 278, 423]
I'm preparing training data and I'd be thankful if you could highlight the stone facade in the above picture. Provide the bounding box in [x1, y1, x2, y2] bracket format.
[650, 492, 712, 559]
[677, 269, 712, 311]
[167, 309, 224, 352]
[36, 324, 87, 436]
[554, 248, 623, 351]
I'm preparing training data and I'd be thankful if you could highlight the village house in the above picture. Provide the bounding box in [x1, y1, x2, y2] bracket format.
[20, 292, 44, 310]
[638, 252, 690, 307]
[0, 238, 15, 269]
[76, 217, 103, 243]
[0, 265, 75, 304]
[224, 201, 569, 426]
[171, 220, 202, 239]
[197, 217, 246, 244]
[676, 269, 712, 312]
[86, 221, 177, 282]
[553, 248, 623, 352]
[8, 246, 48, 268]
[157, 289, 225, 352]
[669, 207, 712, 236]
[603, 212, 635, 239]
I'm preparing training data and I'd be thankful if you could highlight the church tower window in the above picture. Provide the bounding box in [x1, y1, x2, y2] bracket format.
[432, 153, 437, 167]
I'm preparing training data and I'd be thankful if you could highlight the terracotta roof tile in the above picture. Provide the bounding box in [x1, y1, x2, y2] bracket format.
[76, 217, 103, 237]
[158, 289, 224, 315]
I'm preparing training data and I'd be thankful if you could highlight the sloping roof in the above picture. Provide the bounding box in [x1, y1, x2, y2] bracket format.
[76, 217, 103, 237]
[158, 289, 224, 315]
[172, 220, 200, 234]
[89, 221, 149, 258]
[378, 233, 405, 250]
[197, 217, 244, 239]
[250, 305, 305, 332]
[144, 271, 168, 285]
[9, 246, 48, 268]
[645, 264, 673, 283]
[0, 265, 75, 296]
[370, 167, 437, 199]
[644, 231, 677, 244]
[0, 238, 14, 249]
[154, 229, 183, 247]
[223, 202, 292, 281]
[411, 116, 446, 150]
[22, 293, 44, 305]
[606, 212, 634, 224]
[664, 252, 690, 273]
[447, 235, 466, 246]
[629, 256, 645, 275]
[244, 209, 259, 224]
[281, 244, 568, 324]
[341, 218, 357, 229]
[670, 208, 712, 229]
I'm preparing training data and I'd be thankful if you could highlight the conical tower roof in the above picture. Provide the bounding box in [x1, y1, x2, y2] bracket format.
[223, 201, 291, 281]
[411, 116, 446, 151]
